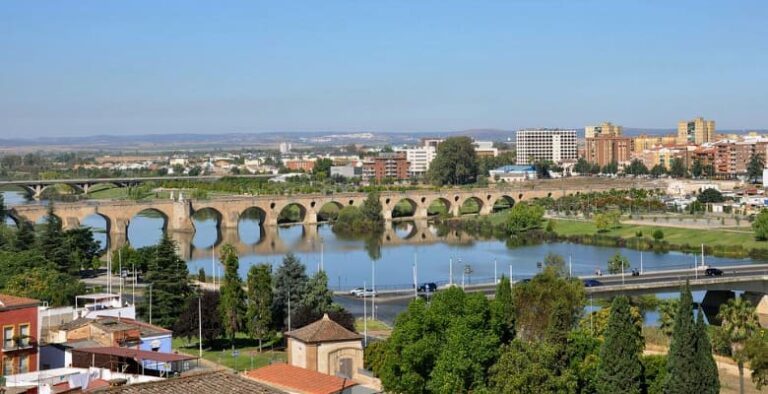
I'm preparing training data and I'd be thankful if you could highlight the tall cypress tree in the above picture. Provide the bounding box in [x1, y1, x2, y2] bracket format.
[13, 221, 36, 251]
[246, 264, 272, 348]
[695, 307, 720, 393]
[219, 244, 246, 340]
[140, 235, 191, 328]
[490, 275, 515, 343]
[38, 204, 69, 272]
[272, 253, 308, 329]
[664, 282, 699, 393]
[596, 296, 644, 394]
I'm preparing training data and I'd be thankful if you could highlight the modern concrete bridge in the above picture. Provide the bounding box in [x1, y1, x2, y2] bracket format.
[8, 181, 645, 249]
[0, 174, 273, 199]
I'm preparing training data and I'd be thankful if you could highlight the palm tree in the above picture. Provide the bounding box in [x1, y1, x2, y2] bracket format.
[658, 299, 679, 337]
[718, 297, 760, 394]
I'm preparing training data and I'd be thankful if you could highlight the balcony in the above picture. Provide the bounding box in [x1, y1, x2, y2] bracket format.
[2, 335, 37, 352]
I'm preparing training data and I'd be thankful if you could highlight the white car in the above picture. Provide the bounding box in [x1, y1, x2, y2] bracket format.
[356, 289, 376, 298]
[349, 288, 365, 297]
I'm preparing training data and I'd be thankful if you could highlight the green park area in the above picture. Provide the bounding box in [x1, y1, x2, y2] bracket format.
[172, 335, 286, 372]
[550, 218, 764, 251]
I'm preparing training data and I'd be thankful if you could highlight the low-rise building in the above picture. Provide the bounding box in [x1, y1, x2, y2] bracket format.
[472, 141, 498, 158]
[362, 153, 409, 182]
[488, 165, 537, 182]
[284, 314, 365, 381]
[330, 165, 361, 179]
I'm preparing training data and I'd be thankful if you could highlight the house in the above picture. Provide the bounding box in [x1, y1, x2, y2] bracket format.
[0, 294, 40, 375]
[104, 370, 283, 393]
[284, 314, 364, 381]
[244, 363, 371, 394]
[489, 165, 538, 183]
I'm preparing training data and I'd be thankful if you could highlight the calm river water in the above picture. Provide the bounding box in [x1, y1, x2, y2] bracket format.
[4, 190, 757, 325]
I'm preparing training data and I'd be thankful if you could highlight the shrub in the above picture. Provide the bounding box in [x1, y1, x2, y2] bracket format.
[652, 229, 664, 241]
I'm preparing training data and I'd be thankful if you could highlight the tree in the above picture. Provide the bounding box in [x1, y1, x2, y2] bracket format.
[64, 227, 101, 272]
[139, 235, 192, 328]
[601, 161, 619, 175]
[218, 244, 246, 340]
[272, 253, 309, 329]
[752, 209, 768, 241]
[703, 164, 715, 178]
[0, 193, 5, 226]
[594, 211, 620, 232]
[747, 152, 765, 183]
[38, 204, 69, 273]
[596, 296, 644, 394]
[313, 158, 333, 177]
[695, 307, 720, 393]
[13, 221, 36, 251]
[664, 282, 700, 393]
[652, 229, 664, 241]
[658, 299, 678, 337]
[573, 158, 593, 174]
[173, 291, 223, 345]
[718, 297, 760, 394]
[489, 340, 577, 393]
[698, 188, 724, 204]
[301, 270, 334, 314]
[246, 264, 273, 348]
[607, 252, 630, 274]
[625, 159, 649, 176]
[428, 137, 479, 185]
[4, 266, 85, 307]
[513, 267, 585, 341]
[542, 252, 566, 276]
[290, 304, 356, 332]
[691, 159, 703, 178]
[650, 164, 667, 178]
[360, 192, 384, 228]
[745, 333, 768, 390]
[490, 275, 515, 343]
[669, 157, 688, 178]
[506, 203, 544, 234]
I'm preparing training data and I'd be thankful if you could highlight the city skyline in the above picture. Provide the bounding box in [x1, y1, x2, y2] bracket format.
[2, 1, 767, 137]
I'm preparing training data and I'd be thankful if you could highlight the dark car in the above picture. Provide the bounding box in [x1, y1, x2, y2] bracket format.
[583, 279, 603, 287]
[417, 282, 438, 293]
[705, 267, 724, 277]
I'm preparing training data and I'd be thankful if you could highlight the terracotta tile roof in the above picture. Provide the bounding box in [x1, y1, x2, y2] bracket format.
[104, 370, 284, 393]
[244, 363, 357, 394]
[73, 347, 197, 363]
[285, 314, 362, 344]
[0, 293, 40, 310]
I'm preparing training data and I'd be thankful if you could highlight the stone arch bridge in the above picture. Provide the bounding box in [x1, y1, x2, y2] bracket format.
[8, 183, 637, 249]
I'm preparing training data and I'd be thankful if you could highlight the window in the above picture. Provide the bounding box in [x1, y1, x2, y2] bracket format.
[2, 355, 12, 375]
[3, 326, 13, 349]
[19, 353, 29, 373]
[19, 324, 30, 347]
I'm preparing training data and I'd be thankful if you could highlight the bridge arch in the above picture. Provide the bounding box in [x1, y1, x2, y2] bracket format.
[238, 207, 268, 245]
[318, 201, 344, 222]
[393, 220, 419, 239]
[190, 207, 223, 249]
[392, 198, 417, 219]
[277, 203, 307, 225]
[458, 196, 484, 215]
[426, 197, 451, 216]
[127, 208, 168, 248]
[81, 213, 111, 250]
[491, 195, 516, 212]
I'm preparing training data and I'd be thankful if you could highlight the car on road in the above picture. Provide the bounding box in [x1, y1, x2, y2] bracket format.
[357, 289, 376, 298]
[583, 279, 603, 287]
[349, 288, 365, 296]
[705, 267, 724, 277]
[417, 282, 438, 293]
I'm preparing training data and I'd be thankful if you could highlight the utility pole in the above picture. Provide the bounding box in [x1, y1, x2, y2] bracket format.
[149, 284, 153, 325]
[413, 253, 418, 299]
[198, 294, 203, 358]
[371, 260, 376, 320]
[287, 292, 292, 332]
[494, 258, 498, 283]
[449, 258, 453, 286]
[363, 281, 368, 347]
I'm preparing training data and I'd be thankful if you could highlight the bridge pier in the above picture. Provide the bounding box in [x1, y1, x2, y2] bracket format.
[479, 203, 493, 216]
[220, 211, 240, 229]
[450, 204, 461, 217]
[382, 208, 393, 221]
[63, 217, 81, 230]
[168, 201, 195, 233]
[304, 210, 318, 225]
[414, 206, 429, 220]
[170, 231, 193, 261]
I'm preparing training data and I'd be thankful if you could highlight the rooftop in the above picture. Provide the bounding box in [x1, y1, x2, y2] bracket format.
[0, 293, 40, 310]
[105, 370, 283, 393]
[285, 314, 362, 344]
[491, 165, 536, 173]
[73, 347, 197, 363]
[244, 363, 357, 394]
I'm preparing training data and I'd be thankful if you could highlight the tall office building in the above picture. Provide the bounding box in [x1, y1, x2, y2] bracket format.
[515, 129, 578, 165]
[677, 117, 715, 145]
[585, 122, 623, 139]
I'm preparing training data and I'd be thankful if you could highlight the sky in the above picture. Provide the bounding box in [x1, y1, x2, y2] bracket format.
[1, 1, 767, 138]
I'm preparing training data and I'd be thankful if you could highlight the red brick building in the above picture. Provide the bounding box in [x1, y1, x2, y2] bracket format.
[0, 294, 39, 375]
[362, 152, 409, 182]
[585, 136, 633, 167]
[714, 140, 768, 176]
[284, 159, 316, 172]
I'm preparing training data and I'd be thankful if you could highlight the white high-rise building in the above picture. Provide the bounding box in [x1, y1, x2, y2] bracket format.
[279, 142, 292, 154]
[515, 129, 578, 165]
[393, 138, 443, 178]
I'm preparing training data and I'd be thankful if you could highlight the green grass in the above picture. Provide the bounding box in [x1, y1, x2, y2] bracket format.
[551, 218, 765, 250]
[355, 318, 391, 332]
[172, 334, 286, 372]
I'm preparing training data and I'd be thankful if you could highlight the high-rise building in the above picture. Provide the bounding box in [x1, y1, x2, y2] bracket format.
[362, 152, 409, 182]
[585, 122, 623, 139]
[515, 129, 578, 165]
[585, 136, 633, 167]
[394, 145, 437, 178]
[677, 117, 715, 145]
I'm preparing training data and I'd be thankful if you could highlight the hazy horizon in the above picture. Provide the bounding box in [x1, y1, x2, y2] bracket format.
[2, 1, 767, 138]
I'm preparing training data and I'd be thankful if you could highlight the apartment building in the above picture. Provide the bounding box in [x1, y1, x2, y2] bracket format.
[472, 141, 499, 157]
[677, 117, 715, 145]
[633, 134, 678, 152]
[395, 145, 437, 178]
[1, 294, 39, 375]
[585, 122, 623, 139]
[362, 152, 409, 182]
[713, 139, 768, 175]
[515, 129, 578, 165]
[585, 136, 633, 166]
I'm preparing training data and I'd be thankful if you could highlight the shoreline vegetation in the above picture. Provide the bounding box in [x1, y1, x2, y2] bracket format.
[434, 211, 768, 259]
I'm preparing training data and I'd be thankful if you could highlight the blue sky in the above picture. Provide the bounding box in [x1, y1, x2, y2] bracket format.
[1, 1, 766, 137]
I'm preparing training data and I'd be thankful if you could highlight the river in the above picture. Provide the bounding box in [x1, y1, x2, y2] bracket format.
[3, 190, 757, 325]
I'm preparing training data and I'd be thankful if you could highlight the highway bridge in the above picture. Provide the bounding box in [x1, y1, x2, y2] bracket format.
[0, 174, 274, 199]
